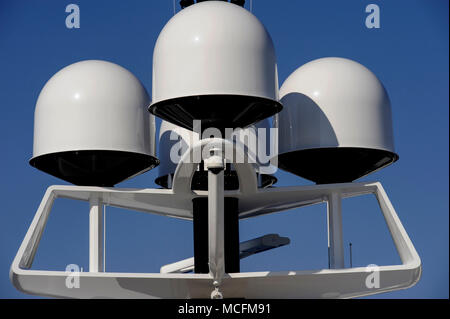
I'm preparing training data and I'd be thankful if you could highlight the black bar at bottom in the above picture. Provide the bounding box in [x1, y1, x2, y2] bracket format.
[192, 197, 240, 274]
[193, 197, 209, 274]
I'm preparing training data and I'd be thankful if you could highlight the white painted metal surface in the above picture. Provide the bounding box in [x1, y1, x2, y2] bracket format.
[89, 197, 104, 273]
[327, 192, 345, 269]
[151, 1, 279, 105]
[9, 181, 422, 298]
[205, 149, 225, 288]
[157, 120, 198, 180]
[161, 257, 195, 274]
[275, 57, 396, 154]
[32, 60, 156, 158]
[160, 234, 290, 274]
[11, 139, 421, 299]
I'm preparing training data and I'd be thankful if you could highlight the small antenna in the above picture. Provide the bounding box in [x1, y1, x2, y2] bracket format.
[327, 247, 330, 269]
[349, 242, 353, 268]
[103, 205, 106, 272]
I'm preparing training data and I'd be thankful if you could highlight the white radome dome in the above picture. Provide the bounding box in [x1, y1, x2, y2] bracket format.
[31, 60, 158, 186]
[150, 1, 281, 131]
[274, 57, 398, 183]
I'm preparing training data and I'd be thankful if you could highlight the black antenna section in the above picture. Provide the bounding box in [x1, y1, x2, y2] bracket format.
[328, 247, 330, 269]
[349, 242, 353, 268]
[180, 0, 194, 9]
[180, 0, 245, 10]
[230, 0, 245, 6]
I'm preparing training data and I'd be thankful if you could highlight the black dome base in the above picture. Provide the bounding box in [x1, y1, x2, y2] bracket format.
[277, 147, 398, 184]
[30, 150, 159, 186]
[149, 94, 282, 132]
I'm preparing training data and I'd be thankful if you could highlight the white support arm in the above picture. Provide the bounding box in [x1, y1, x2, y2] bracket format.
[89, 197, 104, 273]
[160, 234, 291, 274]
[327, 192, 345, 269]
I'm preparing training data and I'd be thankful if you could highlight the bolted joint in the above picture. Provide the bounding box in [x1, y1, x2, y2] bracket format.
[211, 287, 223, 299]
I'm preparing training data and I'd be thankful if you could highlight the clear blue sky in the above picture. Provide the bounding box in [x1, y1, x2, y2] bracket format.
[0, 0, 448, 298]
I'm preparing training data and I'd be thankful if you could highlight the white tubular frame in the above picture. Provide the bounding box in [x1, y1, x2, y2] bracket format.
[327, 192, 345, 269]
[160, 234, 291, 274]
[10, 139, 421, 299]
[89, 197, 104, 273]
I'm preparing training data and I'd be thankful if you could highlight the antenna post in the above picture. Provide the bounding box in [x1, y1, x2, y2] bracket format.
[89, 196, 104, 273]
[327, 192, 345, 269]
[206, 146, 226, 289]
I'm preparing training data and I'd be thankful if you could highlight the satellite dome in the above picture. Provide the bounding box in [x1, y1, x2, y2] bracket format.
[274, 57, 398, 184]
[31, 60, 159, 186]
[156, 119, 277, 190]
[150, 1, 282, 131]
